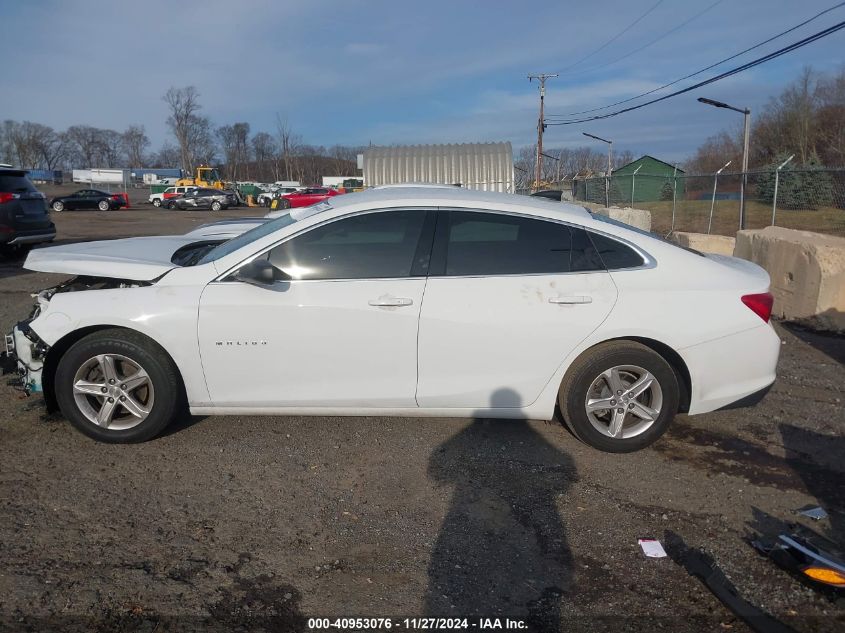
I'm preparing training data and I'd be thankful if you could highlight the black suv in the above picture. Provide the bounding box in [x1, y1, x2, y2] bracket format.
[0, 168, 56, 257]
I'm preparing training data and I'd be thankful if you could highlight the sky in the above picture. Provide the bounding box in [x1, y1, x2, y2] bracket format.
[1, 0, 843, 163]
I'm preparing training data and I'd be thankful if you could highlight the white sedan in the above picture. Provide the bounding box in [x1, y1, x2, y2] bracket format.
[5, 187, 779, 452]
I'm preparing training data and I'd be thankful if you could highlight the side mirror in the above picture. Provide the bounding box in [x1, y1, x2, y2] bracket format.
[234, 258, 289, 285]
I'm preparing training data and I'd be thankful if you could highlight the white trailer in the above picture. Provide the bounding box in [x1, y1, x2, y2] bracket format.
[73, 168, 130, 185]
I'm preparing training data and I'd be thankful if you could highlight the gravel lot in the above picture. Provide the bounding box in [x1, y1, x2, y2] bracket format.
[1, 207, 843, 632]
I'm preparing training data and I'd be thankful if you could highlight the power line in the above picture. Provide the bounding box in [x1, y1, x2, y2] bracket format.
[547, 2, 845, 119]
[545, 19, 845, 126]
[558, 1, 664, 74]
[561, 0, 724, 79]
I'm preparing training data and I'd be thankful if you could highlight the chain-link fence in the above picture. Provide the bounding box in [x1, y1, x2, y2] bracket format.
[573, 168, 845, 237]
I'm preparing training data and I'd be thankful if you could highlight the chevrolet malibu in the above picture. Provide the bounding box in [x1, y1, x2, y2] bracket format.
[4, 187, 779, 452]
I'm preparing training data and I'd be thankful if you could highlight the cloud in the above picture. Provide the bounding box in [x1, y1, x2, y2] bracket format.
[0, 0, 841, 161]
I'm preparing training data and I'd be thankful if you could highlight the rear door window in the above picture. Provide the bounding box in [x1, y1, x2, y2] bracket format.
[436, 211, 603, 276]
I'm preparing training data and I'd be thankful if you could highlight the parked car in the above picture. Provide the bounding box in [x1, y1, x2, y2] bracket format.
[166, 188, 237, 211]
[149, 186, 197, 207]
[5, 187, 779, 450]
[257, 187, 299, 207]
[276, 186, 341, 209]
[50, 189, 127, 212]
[0, 167, 56, 256]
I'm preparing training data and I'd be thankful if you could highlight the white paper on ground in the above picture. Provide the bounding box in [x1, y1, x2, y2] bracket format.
[638, 538, 668, 558]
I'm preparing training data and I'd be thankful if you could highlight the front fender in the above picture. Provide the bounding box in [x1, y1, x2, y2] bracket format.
[30, 284, 211, 406]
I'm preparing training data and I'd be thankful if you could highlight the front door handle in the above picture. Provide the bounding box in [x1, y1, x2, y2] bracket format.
[549, 295, 593, 305]
[368, 296, 414, 307]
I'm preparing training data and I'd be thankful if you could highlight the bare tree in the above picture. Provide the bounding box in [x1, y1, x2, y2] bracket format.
[189, 116, 217, 168]
[153, 142, 180, 168]
[163, 86, 202, 173]
[99, 129, 123, 167]
[66, 125, 104, 168]
[275, 114, 302, 181]
[252, 131, 277, 179]
[122, 125, 150, 167]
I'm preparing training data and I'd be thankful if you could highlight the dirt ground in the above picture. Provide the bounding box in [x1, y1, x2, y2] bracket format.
[1, 208, 843, 632]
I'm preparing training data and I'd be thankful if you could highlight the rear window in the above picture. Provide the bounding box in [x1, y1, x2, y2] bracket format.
[0, 172, 36, 193]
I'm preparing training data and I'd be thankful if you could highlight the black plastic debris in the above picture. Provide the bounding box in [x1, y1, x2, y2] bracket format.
[664, 531, 798, 633]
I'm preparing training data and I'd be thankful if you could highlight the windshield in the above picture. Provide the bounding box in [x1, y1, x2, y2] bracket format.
[198, 213, 297, 264]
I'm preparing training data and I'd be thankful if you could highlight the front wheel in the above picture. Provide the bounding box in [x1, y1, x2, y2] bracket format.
[55, 329, 183, 443]
[152, 198, 162, 207]
[280, 198, 291, 209]
[558, 341, 679, 453]
[52, 201, 64, 212]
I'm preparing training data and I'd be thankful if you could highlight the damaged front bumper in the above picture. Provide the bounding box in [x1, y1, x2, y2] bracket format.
[3, 321, 49, 395]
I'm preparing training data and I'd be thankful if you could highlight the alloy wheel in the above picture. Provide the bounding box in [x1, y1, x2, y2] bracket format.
[584, 365, 663, 439]
[72, 353, 155, 430]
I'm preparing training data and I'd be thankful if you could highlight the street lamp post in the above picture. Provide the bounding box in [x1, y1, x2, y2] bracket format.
[583, 132, 612, 207]
[771, 154, 795, 226]
[708, 160, 732, 235]
[697, 97, 751, 230]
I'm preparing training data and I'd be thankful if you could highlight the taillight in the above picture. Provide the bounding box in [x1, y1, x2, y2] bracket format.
[741, 292, 774, 322]
[0, 192, 19, 204]
[0, 224, 13, 233]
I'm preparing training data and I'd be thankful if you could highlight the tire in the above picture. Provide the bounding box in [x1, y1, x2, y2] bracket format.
[210, 200, 222, 211]
[165, 200, 175, 210]
[152, 198, 162, 207]
[281, 198, 291, 209]
[97, 200, 110, 211]
[52, 201, 64, 212]
[558, 341, 679, 453]
[54, 329, 183, 443]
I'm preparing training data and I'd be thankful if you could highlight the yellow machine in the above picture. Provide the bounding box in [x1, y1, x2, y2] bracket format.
[176, 166, 224, 189]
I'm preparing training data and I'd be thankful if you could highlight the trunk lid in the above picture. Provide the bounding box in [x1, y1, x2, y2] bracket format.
[23, 236, 206, 280]
[703, 253, 770, 289]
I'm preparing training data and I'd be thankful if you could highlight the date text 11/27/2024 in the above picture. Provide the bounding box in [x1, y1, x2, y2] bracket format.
[307, 618, 528, 630]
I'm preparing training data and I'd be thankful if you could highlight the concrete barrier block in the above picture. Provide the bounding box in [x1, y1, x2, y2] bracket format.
[734, 226, 845, 331]
[669, 232, 736, 256]
[594, 206, 652, 232]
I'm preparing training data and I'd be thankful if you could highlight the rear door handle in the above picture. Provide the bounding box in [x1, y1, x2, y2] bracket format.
[368, 297, 414, 307]
[549, 295, 593, 305]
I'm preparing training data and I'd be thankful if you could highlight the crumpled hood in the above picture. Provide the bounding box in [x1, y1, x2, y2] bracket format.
[24, 236, 204, 280]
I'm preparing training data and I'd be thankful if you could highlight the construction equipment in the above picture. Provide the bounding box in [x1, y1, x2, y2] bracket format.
[176, 166, 225, 190]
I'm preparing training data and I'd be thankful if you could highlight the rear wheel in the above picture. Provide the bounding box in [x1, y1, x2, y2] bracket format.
[55, 329, 182, 443]
[210, 200, 222, 211]
[97, 200, 110, 211]
[558, 341, 679, 453]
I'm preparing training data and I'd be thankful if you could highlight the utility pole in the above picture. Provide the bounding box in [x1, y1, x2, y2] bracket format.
[697, 97, 752, 229]
[529, 73, 557, 191]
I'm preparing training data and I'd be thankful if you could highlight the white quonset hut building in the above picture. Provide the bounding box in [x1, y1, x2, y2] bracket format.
[360, 142, 514, 193]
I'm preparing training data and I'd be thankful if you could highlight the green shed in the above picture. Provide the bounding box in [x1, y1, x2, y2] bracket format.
[611, 155, 685, 204]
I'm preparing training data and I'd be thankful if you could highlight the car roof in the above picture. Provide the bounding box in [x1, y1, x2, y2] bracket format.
[305, 186, 591, 221]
